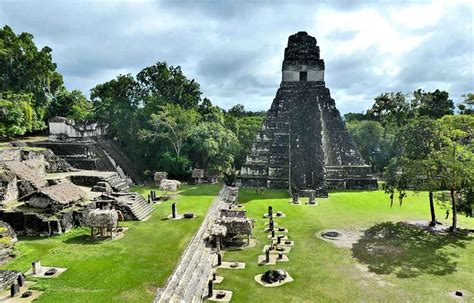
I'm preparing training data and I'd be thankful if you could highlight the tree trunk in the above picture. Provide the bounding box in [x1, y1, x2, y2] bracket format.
[429, 191, 436, 226]
[450, 187, 457, 232]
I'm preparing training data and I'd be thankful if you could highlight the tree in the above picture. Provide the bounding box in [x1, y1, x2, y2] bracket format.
[0, 25, 63, 125]
[48, 89, 93, 121]
[458, 93, 474, 115]
[0, 92, 37, 138]
[91, 74, 140, 142]
[189, 122, 239, 175]
[412, 89, 454, 119]
[384, 158, 411, 208]
[225, 114, 264, 169]
[368, 92, 412, 127]
[137, 62, 201, 110]
[346, 120, 394, 171]
[140, 104, 198, 158]
[437, 115, 474, 231]
[398, 117, 444, 225]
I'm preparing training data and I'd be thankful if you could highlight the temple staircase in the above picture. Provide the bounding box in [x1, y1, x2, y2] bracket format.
[96, 138, 145, 184]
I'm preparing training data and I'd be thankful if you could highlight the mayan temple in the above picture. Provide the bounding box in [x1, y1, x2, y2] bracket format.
[240, 31, 377, 197]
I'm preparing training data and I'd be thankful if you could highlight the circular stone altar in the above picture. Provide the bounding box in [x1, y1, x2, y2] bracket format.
[322, 231, 341, 239]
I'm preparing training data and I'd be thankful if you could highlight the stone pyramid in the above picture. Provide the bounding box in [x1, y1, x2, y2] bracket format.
[240, 32, 377, 197]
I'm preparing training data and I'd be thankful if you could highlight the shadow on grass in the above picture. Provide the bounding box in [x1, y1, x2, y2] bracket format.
[352, 222, 472, 278]
[63, 234, 102, 245]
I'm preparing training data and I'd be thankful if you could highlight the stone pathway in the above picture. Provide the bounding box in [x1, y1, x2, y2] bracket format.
[154, 186, 228, 303]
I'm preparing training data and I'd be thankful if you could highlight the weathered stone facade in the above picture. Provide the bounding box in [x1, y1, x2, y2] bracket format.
[241, 32, 377, 196]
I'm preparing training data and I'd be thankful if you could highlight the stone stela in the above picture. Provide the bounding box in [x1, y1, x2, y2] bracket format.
[240, 31, 378, 197]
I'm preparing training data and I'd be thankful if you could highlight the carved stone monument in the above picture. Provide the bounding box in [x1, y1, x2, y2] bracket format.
[241, 32, 378, 197]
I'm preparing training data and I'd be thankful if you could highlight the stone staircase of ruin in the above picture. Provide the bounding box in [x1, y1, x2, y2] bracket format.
[104, 173, 130, 192]
[125, 193, 153, 221]
[154, 187, 228, 303]
[96, 138, 145, 184]
[240, 84, 293, 188]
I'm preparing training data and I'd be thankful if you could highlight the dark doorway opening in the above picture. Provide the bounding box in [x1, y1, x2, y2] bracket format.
[299, 71, 307, 81]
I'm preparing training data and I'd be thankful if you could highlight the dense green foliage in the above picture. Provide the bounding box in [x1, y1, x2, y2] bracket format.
[90, 63, 264, 178]
[345, 89, 470, 173]
[0, 25, 91, 138]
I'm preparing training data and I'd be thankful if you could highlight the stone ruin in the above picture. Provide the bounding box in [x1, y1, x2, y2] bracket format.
[31, 117, 144, 184]
[154, 171, 168, 186]
[159, 179, 181, 192]
[240, 32, 377, 197]
[0, 221, 17, 264]
[209, 207, 255, 248]
[0, 146, 152, 236]
[85, 209, 120, 239]
[261, 269, 287, 284]
[192, 169, 204, 184]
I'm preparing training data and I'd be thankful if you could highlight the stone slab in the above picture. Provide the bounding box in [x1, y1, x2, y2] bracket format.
[217, 262, 246, 270]
[207, 290, 232, 302]
[288, 201, 302, 205]
[212, 275, 224, 284]
[254, 273, 294, 287]
[263, 245, 291, 254]
[25, 267, 67, 278]
[0, 281, 42, 303]
[258, 254, 290, 265]
[273, 239, 294, 247]
[275, 227, 288, 233]
[267, 234, 288, 240]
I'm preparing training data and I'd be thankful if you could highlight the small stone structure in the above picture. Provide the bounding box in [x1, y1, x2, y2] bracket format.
[154, 172, 168, 186]
[48, 117, 107, 142]
[240, 31, 377, 197]
[159, 179, 181, 192]
[0, 270, 22, 292]
[210, 209, 255, 248]
[221, 187, 239, 204]
[85, 209, 119, 239]
[192, 169, 204, 184]
[25, 182, 86, 212]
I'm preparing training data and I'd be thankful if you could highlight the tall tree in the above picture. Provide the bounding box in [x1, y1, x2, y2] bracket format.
[437, 115, 474, 231]
[398, 117, 445, 225]
[91, 74, 139, 142]
[140, 104, 198, 158]
[0, 25, 64, 130]
[0, 92, 36, 138]
[137, 62, 201, 110]
[368, 92, 412, 127]
[412, 89, 454, 119]
[47, 89, 93, 121]
[458, 93, 474, 115]
[346, 120, 394, 171]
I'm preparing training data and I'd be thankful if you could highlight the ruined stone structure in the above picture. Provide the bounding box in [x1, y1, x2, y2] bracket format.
[31, 117, 144, 184]
[0, 146, 149, 236]
[241, 32, 377, 197]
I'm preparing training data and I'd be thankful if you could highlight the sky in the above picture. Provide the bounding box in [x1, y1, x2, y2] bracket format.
[0, 0, 472, 114]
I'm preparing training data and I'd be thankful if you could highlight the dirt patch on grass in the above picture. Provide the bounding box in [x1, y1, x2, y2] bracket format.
[355, 264, 394, 287]
[316, 229, 363, 248]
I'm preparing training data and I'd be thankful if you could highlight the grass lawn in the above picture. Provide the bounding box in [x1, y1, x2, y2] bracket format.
[217, 189, 474, 303]
[1, 183, 220, 303]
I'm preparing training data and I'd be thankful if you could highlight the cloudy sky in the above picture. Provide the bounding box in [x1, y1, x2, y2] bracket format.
[0, 0, 472, 113]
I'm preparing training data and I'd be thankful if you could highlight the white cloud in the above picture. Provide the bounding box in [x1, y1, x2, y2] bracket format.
[0, 0, 471, 113]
